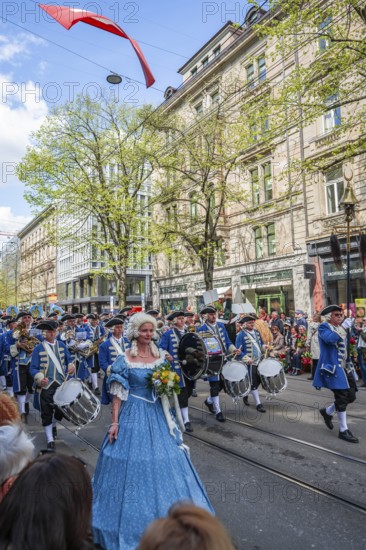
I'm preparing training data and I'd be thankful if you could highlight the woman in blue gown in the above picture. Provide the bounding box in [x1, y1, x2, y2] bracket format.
[92, 313, 214, 550]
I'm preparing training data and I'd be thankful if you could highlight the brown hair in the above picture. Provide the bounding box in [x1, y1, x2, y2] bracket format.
[0, 453, 92, 550]
[137, 504, 235, 550]
[0, 394, 21, 426]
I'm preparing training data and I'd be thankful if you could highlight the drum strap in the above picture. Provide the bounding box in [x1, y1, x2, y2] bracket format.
[173, 328, 186, 342]
[111, 338, 124, 356]
[43, 342, 65, 379]
[246, 331, 261, 364]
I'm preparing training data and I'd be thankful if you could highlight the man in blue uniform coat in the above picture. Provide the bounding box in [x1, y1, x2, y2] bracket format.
[197, 306, 240, 422]
[236, 315, 266, 412]
[313, 305, 358, 443]
[30, 320, 75, 450]
[98, 317, 130, 404]
[159, 311, 194, 432]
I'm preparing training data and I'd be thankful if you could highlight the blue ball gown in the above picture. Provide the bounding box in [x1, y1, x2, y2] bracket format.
[92, 352, 214, 550]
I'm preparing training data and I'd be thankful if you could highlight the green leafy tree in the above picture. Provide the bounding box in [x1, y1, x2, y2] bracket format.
[17, 96, 162, 306]
[253, 0, 366, 170]
[151, 107, 249, 291]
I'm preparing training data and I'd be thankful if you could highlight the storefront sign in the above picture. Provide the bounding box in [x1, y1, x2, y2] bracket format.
[303, 264, 316, 280]
[241, 269, 292, 285]
[324, 266, 364, 280]
[160, 284, 187, 295]
[194, 278, 231, 291]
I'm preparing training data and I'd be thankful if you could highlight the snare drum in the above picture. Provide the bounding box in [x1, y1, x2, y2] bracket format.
[54, 379, 101, 427]
[257, 358, 287, 396]
[222, 360, 250, 400]
[178, 332, 224, 380]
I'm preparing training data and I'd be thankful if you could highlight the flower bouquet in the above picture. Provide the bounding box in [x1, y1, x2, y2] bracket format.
[146, 360, 184, 437]
[146, 361, 181, 397]
[277, 352, 287, 369]
[301, 351, 312, 371]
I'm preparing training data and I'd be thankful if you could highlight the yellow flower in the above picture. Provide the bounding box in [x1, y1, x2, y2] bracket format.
[153, 372, 159, 379]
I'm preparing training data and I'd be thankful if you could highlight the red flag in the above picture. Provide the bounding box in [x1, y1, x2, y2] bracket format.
[39, 4, 155, 88]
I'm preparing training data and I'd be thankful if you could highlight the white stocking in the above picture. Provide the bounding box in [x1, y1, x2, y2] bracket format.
[337, 411, 348, 432]
[251, 389, 261, 407]
[44, 424, 53, 443]
[212, 396, 221, 414]
[180, 407, 189, 424]
[17, 394, 26, 414]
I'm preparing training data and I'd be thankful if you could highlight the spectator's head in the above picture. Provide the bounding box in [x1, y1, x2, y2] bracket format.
[271, 310, 278, 319]
[0, 453, 92, 549]
[271, 326, 280, 336]
[312, 313, 321, 323]
[298, 325, 306, 335]
[0, 424, 34, 502]
[0, 394, 21, 426]
[137, 503, 235, 550]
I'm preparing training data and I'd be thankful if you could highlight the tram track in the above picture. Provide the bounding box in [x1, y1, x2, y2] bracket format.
[189, 404, 366, 466]
[185, 432, 366, 515]
[63, 421, 366, 516]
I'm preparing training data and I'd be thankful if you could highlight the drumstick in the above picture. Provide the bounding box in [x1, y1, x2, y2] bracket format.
[225, 345, 242, 359]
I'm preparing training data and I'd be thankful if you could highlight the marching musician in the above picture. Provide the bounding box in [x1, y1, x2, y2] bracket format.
[197, 306, 240, 422]
[5, 311, 43, 422]
[30, 320, 75, 450]
[0, 316, 11, 391]
[98, 317, 130, 405]
[235, 315, 266, 413]
[1, 318, 16, 396]
[313, 305, 359, 443]
[86, 313, 106, 396]
[73, 314, 93, 382]
[159, 311, 194, 432]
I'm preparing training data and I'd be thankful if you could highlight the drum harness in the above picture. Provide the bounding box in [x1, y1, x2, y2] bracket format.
[42, 341, 68, 384]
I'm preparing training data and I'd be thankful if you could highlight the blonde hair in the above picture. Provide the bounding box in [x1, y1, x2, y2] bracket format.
[137, 504, 235, 550]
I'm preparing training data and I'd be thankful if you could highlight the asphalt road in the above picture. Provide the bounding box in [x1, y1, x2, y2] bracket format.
[26, 375, 366, 550]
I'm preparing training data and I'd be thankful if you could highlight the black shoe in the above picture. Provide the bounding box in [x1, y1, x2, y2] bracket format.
[338, 429, 359, 443]
[94, 388, 101, 396]
[204, 399, 215, 414]
[25, 402, 30, 415]
[216, 412, 226, 422]
[307, 377, 314, 381]
[243, 396, 250, 406]
[184, 422, 194, 433]
[320, 408, 333, 430]
[256, 404, 266, 413]
[291, 371, 299, 376]
[192, 389, 198, 397]
[47, 441, 56, 451]
[87, 382, 93, 390]
[52, 426, 57, 439]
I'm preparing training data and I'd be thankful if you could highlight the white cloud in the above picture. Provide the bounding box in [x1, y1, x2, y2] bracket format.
[0, 206, 31, 238]
[0, 71, 49, 186]
[0, 34, 45, 64]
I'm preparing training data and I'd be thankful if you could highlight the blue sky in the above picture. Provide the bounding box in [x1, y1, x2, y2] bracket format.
[0, 0, 251, 239]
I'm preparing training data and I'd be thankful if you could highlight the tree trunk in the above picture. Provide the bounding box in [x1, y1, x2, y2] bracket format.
[202, 254, 215, 291]
[116, 265, 127, 309]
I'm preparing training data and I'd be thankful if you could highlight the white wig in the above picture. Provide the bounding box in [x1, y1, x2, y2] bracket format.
[126, 313, 160, 358]
[0, 424, 35, 485]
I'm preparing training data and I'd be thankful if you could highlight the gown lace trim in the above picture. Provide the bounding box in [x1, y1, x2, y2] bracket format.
[109, 382, 129, 401]
[124, 351, 167, 370]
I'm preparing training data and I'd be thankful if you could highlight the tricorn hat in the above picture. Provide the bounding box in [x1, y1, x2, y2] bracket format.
[61, 314, 75, 322]
[238, 315, 257, 324]
[166, 311, 185, 321]
[104, 317, 124, 328]
[15, 311, 31, 321]
[37, 320, 59, 331]
[200, 306, 217, 315]
[320, 305, 343, 316]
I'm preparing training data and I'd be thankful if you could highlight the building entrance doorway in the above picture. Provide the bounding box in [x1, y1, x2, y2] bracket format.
[256, 292, 284, 314]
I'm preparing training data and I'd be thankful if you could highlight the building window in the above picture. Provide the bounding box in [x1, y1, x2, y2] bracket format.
[263, 162, 273, 201]
[318, 17, 332, 51]
[190, 192, 198, 221]
[323, 94, 341, 132]
[267, 223, 276, 256]
[246, 63, 255, 89]
[191, 66, 197, 76]
[211, 90, 220, 106]
[202, 56, 209, 67]
[325, 166, 344, 214]
[195, 102, 203, 116]
[250, 167, 260, 206]
[258, 56, 266, 82]
[213, 45, 221, 57]
[254, 227, 263, 259]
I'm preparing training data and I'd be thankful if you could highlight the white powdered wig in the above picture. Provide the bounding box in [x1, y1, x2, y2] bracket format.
[0, 424, 35, 485]
[126, 313, 160, 358]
